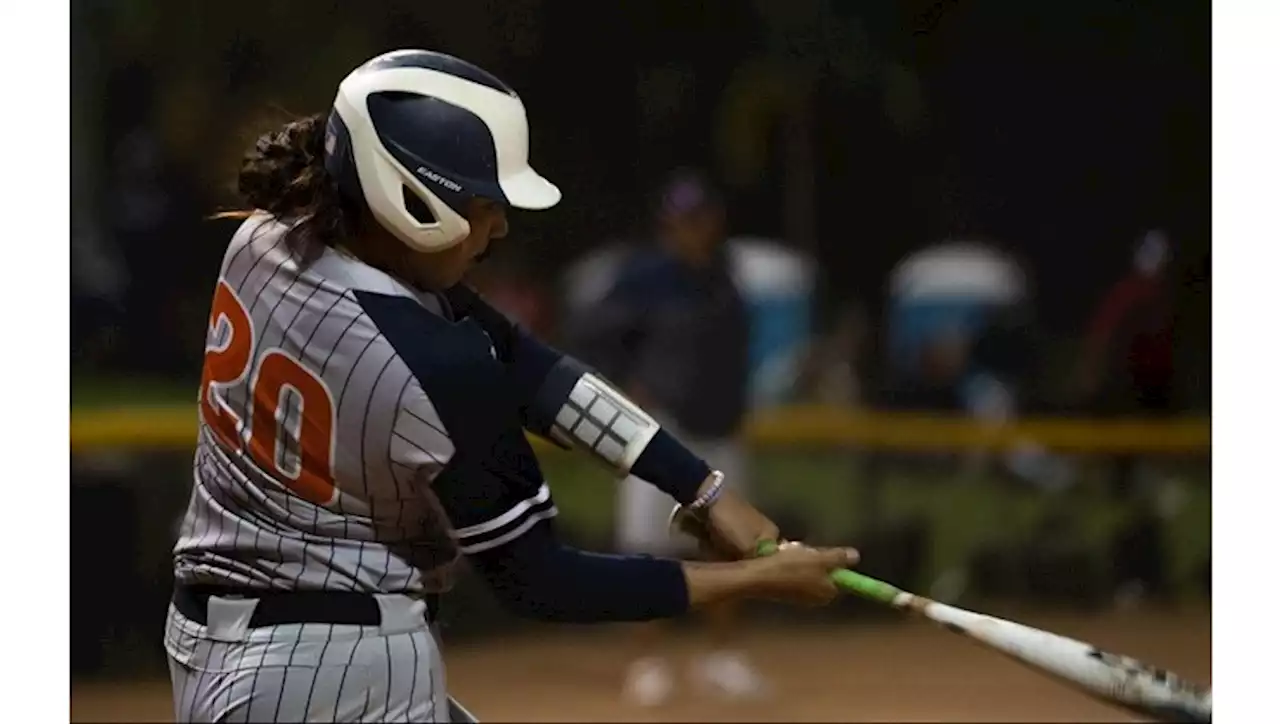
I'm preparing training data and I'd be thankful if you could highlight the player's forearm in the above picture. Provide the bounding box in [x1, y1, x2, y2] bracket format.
[680, 559, 773, 609]
[469, 521, 691, 623]
[470, 521, 768, 623]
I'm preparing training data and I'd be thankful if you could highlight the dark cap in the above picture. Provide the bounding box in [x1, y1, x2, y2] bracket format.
[658, 168, 723, 218]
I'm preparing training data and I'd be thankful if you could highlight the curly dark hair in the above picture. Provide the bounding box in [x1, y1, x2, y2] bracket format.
[218, 113, 359, 250]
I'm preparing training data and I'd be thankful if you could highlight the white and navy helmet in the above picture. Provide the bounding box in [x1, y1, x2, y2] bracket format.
[324, 49, 561, 252]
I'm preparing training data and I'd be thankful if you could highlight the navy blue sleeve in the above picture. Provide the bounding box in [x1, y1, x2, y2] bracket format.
[443, 285, 565, 435]
[469, 518, 690, 623]
[437, 466, 692, 623]
[446, 285, 709, 504]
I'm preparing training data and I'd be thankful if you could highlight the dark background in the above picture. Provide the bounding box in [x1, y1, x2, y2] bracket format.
[70, 0, 1210, 405]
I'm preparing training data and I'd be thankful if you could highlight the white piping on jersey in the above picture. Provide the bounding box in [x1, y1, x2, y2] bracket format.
[457, 506, 559, 555]
[452, 483, 552, 539]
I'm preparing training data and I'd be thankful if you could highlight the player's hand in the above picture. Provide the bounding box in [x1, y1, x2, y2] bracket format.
[698, 484, 780, 560]
[746, 542, 858, 606]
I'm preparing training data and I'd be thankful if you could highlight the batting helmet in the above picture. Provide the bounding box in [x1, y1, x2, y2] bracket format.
[324, 49, 561, 252]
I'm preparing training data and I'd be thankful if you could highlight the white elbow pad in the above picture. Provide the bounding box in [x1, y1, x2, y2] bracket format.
[550, 373, 660, 473]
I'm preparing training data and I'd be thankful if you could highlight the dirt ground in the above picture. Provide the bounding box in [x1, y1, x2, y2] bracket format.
[72, 608, 1210, 722]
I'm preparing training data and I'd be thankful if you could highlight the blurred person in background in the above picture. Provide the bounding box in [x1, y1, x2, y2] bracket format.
[1077, 229, 1176, 417]
[564, 235, 815, 410]
[71, 212, 130, 373]
[563, 169, 762, 706]
[1077, 230, 1181, 603]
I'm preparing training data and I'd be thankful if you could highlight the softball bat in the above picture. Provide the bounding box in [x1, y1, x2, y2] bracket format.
[756, 539, 1210, 723]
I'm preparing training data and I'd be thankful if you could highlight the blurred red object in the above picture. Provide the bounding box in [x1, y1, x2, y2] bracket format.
[474, 273, 553, 337]
[1079, 231, 1175, 411]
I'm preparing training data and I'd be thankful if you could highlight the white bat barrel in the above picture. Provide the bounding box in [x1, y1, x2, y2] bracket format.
[916, 600, 1211, 722]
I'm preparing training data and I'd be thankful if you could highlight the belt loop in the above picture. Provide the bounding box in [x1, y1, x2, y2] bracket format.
[206, 596, 260, 642]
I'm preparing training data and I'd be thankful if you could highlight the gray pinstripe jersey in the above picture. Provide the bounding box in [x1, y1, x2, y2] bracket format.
[173, 215, 476, 595]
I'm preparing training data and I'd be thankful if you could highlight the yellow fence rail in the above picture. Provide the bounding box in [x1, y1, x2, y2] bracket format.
[70, 404, 1210, 454]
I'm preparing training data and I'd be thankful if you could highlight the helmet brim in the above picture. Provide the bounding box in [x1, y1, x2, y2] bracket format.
[500, 166, 561, 210]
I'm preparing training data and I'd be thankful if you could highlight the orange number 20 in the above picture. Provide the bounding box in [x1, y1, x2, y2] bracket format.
[199, 280, 338, 505]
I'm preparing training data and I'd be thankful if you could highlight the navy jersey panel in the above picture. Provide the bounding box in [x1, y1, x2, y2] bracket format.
[442, 285, 565, 436]
[354, 289, 551, 553]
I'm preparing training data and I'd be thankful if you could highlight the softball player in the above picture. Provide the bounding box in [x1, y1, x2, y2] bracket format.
[165, 49, 858, 723]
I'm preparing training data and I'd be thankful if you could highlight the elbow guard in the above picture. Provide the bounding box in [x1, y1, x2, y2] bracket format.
[530, 357, 660, 474]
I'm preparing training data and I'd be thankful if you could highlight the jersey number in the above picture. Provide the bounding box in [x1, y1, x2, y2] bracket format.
[199, 279, 338, 505]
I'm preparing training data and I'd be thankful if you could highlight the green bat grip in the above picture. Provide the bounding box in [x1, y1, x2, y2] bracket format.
[756, 539, 903, 606]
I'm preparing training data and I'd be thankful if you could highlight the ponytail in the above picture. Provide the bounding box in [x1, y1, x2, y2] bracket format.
[217, 113, 356, 248]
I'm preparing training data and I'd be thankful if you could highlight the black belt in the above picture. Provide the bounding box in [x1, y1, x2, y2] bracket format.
[173, 584, 439, 628]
